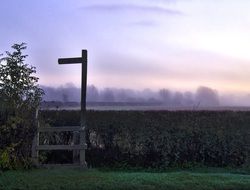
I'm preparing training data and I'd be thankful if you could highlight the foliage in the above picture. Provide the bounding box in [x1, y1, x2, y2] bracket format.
[0, 43, 43, 110]
[40, 110, 250, 169]
[0, 43, 44, 170]
[0, 147, 13, 170]
[0, 168, 250, 190]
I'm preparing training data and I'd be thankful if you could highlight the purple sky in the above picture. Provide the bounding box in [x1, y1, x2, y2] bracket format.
[1, 0, 250, 100]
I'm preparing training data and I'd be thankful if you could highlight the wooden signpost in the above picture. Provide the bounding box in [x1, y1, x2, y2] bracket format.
[58, 50, 88, 167]
[32, 50, 88, 168]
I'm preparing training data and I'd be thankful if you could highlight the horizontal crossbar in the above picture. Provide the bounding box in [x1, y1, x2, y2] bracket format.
[38, 126, 81, 132]
[58, 50, 87, 65]
[36, 145, 86, 150]
[58, 57, 84, 64]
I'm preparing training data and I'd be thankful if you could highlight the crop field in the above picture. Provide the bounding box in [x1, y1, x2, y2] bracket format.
[39, 110, 250, 168]
[41, 102, 250, 111]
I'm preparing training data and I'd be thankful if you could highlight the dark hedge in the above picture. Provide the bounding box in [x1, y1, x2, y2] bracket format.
[40, 110, 250, 168]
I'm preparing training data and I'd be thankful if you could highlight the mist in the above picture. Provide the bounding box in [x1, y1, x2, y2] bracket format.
[41, 84, 250, 107]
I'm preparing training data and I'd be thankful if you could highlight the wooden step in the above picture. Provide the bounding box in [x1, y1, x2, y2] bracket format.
[39, 163, 88, 169]
[38, 126, 81, 132]
[36, 144, 86, 150]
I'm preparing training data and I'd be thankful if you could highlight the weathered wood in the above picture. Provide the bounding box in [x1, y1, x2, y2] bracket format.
[58, 57, 83, 64]
[38, 126, 81, 132]
[58, 50, 87, 64]
[37, 144, 86, 150]
[33, 50, 88, 168]
[31, 132, 39, 166]
[79, 128, 86, 166]
[32, 109, 40, 166]
[79, 50, 87, 167]
[40, 164, 87, 169]
[72, 131, 79, 164]
[57, 49, 88, 168]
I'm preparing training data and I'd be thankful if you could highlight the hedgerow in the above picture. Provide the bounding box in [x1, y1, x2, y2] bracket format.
[40, 110, 250, 169]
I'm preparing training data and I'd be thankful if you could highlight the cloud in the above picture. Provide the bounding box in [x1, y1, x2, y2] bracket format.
[81, 4, 182, 15]
[129, 20, 158, 27]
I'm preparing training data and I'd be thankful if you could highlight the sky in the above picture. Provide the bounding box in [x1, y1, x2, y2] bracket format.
[1, 0, 250, 98]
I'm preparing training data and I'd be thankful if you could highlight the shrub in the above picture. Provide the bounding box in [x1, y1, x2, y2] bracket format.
[0, 43, 43, 170]
[40, 110, 250, 169]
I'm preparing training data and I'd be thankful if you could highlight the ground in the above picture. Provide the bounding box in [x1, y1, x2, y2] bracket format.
[1, 168, 250, 190]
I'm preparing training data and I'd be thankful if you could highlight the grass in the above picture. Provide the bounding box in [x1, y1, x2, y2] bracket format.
[0, 168, 250, 190]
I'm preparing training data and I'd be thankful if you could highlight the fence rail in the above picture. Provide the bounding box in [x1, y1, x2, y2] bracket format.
[37, 144, 86, 150]
[32, 125, 86, 168]
[38, 126, 81, 132]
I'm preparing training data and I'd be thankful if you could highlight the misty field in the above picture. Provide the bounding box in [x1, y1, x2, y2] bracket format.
[1, 168, 250, 190]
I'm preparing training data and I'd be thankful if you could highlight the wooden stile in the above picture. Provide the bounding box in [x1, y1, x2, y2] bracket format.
[32, 50, 88, 168]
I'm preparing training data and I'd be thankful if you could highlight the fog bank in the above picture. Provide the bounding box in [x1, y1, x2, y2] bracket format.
[41, 84, 250, 107]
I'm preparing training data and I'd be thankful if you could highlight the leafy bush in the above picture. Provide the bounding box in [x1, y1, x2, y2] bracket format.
[40, 110, 250, 169]
[0, 147, 13, 170]
[0, 43, 43, 170]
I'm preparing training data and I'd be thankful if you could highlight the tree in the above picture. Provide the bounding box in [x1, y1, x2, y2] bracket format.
[0, 43, 44, 170]
[158, 89, 171, 105]
[195, 86, 219, 106]
[87, 85, 99, 102]
[101, 88, 115, 102]
[0, 43, 43, 111]
[172, 92, 183, 106]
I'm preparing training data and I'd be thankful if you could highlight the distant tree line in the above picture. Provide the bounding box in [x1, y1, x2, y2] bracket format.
[42, 85, 220, 107]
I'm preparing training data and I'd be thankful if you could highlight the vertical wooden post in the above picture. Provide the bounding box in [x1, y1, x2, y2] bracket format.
[72, 131, 79, 164]
[31, 133, 39, 166]
[58, 50, 88, 168]
[80, 50, 87, 167]
[32, 109, 40, 166]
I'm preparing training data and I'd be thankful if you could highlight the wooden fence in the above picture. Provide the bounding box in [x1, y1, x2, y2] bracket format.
[32, 126, 87, 168]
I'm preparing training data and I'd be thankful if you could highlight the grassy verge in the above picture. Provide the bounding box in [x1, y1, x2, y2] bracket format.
[0, 168, 250, 190]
